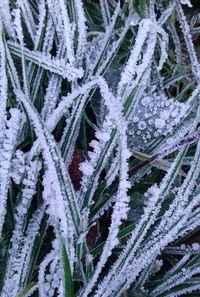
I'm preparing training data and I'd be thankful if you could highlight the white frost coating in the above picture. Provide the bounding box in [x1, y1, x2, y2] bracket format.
[165, 284, 200, 297]
[88, 2, 120, 75]
[153, 266, 200, 297]
[150, 254, 191, 296]
[8, 41, 83, 81]
[118, 19, 152, 95]
[176, 1, 200, 82]
[42, 15, 55, 53]
[96, 16, 132, 77]
[79, 161, 94, 177]
[158, 2, 176, 26]
[2, 206, 45, 297]
[15, 91, 77, 270]
[38, 250, 57, 297]
[34, 0, 46, 50]
[41, 38, 73, 120]
[105, 153, 120, 187]
[13, 8, 24, 46]
[155, 118, 165, 129]
[41, 76, 62, 120]
[16, 0, 36, 42]
[0, 109, 22, 238]
[0, 0, 16, 38]
[45, 77, 115, 169]
[10, 150, 25, 184]
[38, 237, 63, 297]
[138, 121, 147, 130]
[78, 78, 131, 297]
[128, 92, 189, 150]
[13, 8, 30, 99]
[117, 19, 159, 99]
[99, 195, 200, 297]
[2, 0, 200, 295]
[47, 78, 99, 130]
[156, 25, 169, 71]
[0, 23, 7, 143]
[74, 0, 87, 62]
[46, 0, 75, 65]
[117, 18, 169, 101]
[94, 147, 189, 296]
[58, 0, 75, 65]
[180, 0, 192, 7]
[59, 0, 75, 64]
[99, 0, 110, 28]
[125, 161, 200, 295]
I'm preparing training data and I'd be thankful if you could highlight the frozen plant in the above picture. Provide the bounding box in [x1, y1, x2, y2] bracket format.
[1, 1, 200, 297]
[127, 92, 190, 150]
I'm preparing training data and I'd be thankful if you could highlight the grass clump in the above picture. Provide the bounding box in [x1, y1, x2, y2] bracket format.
[1, 0, 200, 296]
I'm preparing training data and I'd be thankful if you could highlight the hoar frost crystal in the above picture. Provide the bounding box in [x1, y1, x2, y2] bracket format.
[128, 93, 188, 150]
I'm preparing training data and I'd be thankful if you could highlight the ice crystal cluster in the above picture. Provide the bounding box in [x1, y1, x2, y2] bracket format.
[1, 0, 200, 297]
[128, 93, 189, 150]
